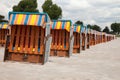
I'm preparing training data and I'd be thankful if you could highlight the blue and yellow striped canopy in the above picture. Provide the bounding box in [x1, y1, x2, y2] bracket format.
[50, 20, 72, 32]
[9, 12, 50, 27]
[0, 23, 9, 29]
[81, 25, 86, 33]
[73, 24, 81, 33]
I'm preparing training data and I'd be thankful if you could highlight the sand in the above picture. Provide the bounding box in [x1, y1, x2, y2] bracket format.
[0, 38, 120, 80]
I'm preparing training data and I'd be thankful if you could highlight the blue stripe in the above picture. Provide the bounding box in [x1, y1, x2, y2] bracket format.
[37, 15, 42, 26]
[52, 22, 56, 29]
[0, 23, 4, 29]
[10, 14, 16, 25]
[24, 14, 29, 25]
[74, 26, 77, 32]
[62, 21, 65, 29]
[81, 27, 84, 32]
[0, 25, 2, 29]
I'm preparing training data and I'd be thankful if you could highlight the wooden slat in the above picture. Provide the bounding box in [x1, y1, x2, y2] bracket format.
[0, 30, 1, 43]
[30, 26, 35, 54]
[34, 26, 39, 54]
[51, 30, 53, 49]
[25, 26, 30, 53]
[82, 33, 85, 46]
[61, 30, 64, 50]
[76, 33, 77, 47]
[19, 26, 25, 53]
[56, 30, 59, 49]
[57, 30, 60, 49]
[14, 26, 21, 52]
[73, 33, 75, 47]
[55, 30, 57, 50]
[9, 26, 16, 52]
[2, 30, 4, 44]
[38, 27, 41, 53]
[77, 33, 80, 47]
[66, 31, 69, 50]
[40, 28, 44, 54]
[1, 30, 3, 44]
[60, 30, 62, 49]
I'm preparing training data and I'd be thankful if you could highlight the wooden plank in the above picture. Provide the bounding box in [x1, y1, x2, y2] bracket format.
[76, 33, 78, 47]
[0, 30, 1, 43]
[82, 33, 85, 46]
[54, 30, 57, 50]
[38, 27, 41, 53]
[78, 33, 80, 47]
[34, 26, 39, 54]
[32, 26, 36, 54]
[25, 26, 30, 53]
[29, 26, 35, 54]
[28, 26, 31, 53]
[60, 30, 62, 49]
[40, 28, 44, 54]
[58, 30, 60, 49]
[73, 33, 75, 47]
[1, 30, 3, 43]
[66, 31, 69, 50]
[1, 30, 3, 44]
[55, 30, 58, 50]
[51, 30, 53, 49]
[14, 26, 21, 52]
[61, 30, 64, 50]
[9, 26, 16, 52]
[63, 30, 66, 50]
[19, 26, 25, 53]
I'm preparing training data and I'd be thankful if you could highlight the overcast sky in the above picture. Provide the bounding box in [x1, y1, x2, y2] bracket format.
[0, 0, 120, 29]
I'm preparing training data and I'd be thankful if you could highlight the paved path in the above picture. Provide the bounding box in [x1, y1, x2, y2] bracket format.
[0, 38, 120, 80]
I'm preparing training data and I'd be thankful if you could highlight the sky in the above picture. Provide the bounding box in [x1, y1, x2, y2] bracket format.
[0, 0, 120, 30]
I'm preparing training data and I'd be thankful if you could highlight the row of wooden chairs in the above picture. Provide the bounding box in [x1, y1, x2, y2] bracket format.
[1, 12, 115, 65]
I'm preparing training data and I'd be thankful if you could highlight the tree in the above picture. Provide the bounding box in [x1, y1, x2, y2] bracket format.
[13, 0, 39, 12]
[103, 26, 109, 33]
[111, 23, 120, 34]
[87, 24, 101, 31]
[87, 24, 92, 29]
[75, 20, 83, 25]
[92, 25, 101, 31]
[42, 0, 62, 20]
[0, 15, 8, 23]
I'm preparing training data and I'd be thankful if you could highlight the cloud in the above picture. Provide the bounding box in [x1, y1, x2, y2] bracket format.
[0, 0, 120, 29]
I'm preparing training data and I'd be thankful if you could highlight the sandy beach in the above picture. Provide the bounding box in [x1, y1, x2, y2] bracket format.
[0, 38, 120, 80]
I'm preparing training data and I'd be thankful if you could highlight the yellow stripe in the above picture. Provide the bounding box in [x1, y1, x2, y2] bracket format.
[77, 26, 80, 33]
[79, 25, 81, 31]
[0, 24, 2, 28]
[65, 22, 70, 32]
[29, 15, 37, 25]
[2, 24, 8, 29]
[56, 21, 61, 29]
[17, 14, 24, 24]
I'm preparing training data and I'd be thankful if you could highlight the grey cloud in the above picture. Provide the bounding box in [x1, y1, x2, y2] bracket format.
[0, 0, 120, 29]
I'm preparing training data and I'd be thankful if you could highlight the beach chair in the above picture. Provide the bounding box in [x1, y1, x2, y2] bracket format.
[4, 12, 52, 64]
[50, 20, 74, 57]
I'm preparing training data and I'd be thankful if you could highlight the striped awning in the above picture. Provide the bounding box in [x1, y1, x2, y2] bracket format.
[91, 30, 96, 34]
[9, 12, 50, 27]
[86, 28, 91, 33]
[102, 32, 105, 35]
[73, 24, 81, 33]
[81, 26, 86, 33]
[50, 20, 72, 32]
[0, 23, 9, 29]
